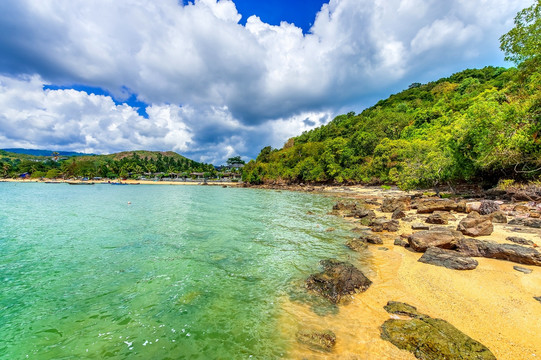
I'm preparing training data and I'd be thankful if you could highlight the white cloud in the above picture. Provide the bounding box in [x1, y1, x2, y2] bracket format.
[0, 0, 533, 162]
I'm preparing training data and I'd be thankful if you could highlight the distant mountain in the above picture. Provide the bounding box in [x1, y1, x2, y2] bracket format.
[2, 148, 91, 157]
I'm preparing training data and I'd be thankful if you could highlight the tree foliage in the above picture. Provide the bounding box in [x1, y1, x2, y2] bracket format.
[500, 0, 541, 63]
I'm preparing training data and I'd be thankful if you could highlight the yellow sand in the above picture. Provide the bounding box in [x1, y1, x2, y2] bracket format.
[283, 186, 541, 359]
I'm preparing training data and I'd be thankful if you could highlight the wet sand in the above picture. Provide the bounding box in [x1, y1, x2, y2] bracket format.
[284, 186, 541, 359]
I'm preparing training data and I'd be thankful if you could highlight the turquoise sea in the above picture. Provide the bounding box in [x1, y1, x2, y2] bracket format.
[0, 183, 359, 359]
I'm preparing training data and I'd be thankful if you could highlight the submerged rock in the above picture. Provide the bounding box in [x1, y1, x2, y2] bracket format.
[408, 229, 464, 252]
[296, 329, 336, 352]
[383, 301, 424, 319]
[419, 247, 478, 270]
[456, 238, 541, 266]
[346, 238, 368, 252]
[380, 302, 496, 360]
[306, 259, 372, 303]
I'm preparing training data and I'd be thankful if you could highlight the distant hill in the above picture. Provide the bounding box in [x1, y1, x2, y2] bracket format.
[2, 148, 90, 157]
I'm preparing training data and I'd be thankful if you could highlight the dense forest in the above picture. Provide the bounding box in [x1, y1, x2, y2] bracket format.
[0, 150, 216, 179]
[243, 2, 541, 189]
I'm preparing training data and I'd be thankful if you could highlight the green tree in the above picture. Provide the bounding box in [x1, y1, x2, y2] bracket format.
[226, 156, 245, 165]
[500, 0, 541, 63]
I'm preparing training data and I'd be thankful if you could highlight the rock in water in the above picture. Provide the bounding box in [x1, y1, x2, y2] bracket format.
[380, 302, 496, 360]
[457, 214, 493, 237]
[408, 229, 464, 252]
[418, 247, 478, 270]
[306, 259, 372, 303]
[296, 329, 336, 352]
[383, 301, 425, 318]
[346, 238, 368, 252]
[456, 238, 541, 266]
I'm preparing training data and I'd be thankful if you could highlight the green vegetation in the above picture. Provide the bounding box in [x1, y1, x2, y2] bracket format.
[0, 150, 215, 179]
[243, 63, 541, 189]
[243, 2, 541, 189]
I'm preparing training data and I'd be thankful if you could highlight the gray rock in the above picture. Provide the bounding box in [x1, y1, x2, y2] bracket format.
[394, 238, 408, 247]
[408, 229, 464, 252]
[306, 259, 372, 303]
[351, 208, 376, 219]
[513, 266, 533, 274]
[369, 218, 400, 232]
[361, 234, 383, 244]
[380, 302, 496, 360]
[412, 223, 430, 230]
[418, 247, 478, 270]
[456, 238, 541, 266]
[478, 200, 501, 215]
[506, 236, 535, 246]
[508, 218, 541, 228]
[535, 296, 541, 303]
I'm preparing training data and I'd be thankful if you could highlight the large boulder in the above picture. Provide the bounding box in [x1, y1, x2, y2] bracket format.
[380, 302, 496, 360]
[381, 196, 411, 213]
[418, 247, 478, 270]
[408, 229, 464, 252]
[425, 212, 450, 225]
[369, 218, 400, 232]
[456, 238, 541, 266]
[306, 259, 372, 303]
[417, 199, 458, 214]
[296, 329, 336, 352]
[457, 213, 493, 237]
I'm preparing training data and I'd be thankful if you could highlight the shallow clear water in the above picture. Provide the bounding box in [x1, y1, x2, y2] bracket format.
[0, 183, 356, 359]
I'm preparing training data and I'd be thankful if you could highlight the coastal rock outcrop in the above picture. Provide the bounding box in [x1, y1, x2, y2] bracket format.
[407, 229, 464, 252]
[418, 247, 478, 270]
[416, 199, 459, 214]
[306, 259, 372, 303]
[457, 213, 493, 237]
[380, 301, 496, 360]
[508, 218, 541, 228]
[506, 236, 535, 246]
[296, 329, 336, 352]
[456, 238, 541, 266]
[369, 218, 400, 232]
[381, 196, 411, 213]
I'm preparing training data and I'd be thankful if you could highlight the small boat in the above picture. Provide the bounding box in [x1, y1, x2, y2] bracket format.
[110, 182, 128, 185]
[67, 181, 95, 185]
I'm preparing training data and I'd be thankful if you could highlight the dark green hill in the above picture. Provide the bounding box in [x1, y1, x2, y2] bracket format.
[243, 61, 541, 189]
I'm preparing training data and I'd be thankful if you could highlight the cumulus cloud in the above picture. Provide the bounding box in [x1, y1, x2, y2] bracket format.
[0, 0, 532, 162]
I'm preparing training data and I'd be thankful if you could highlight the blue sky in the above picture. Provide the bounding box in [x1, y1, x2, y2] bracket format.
[0, 0, 532, 164]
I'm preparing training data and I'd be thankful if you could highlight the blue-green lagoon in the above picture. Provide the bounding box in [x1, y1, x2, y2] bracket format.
[0, 183, 359, 359]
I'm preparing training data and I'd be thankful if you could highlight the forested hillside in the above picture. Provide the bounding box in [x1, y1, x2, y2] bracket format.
[0, 150, 214, 179]
[243, 60, 541, 189]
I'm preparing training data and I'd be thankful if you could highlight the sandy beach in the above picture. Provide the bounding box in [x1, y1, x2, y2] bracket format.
[282, 186, 541, 359]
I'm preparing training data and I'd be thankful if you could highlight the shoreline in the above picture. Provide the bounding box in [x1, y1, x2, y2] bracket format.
[0, 178, 242, 187]
[282, 186, 541, 359]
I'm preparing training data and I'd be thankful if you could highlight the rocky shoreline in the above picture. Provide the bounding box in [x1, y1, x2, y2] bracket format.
[286, 184, 541, 359]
